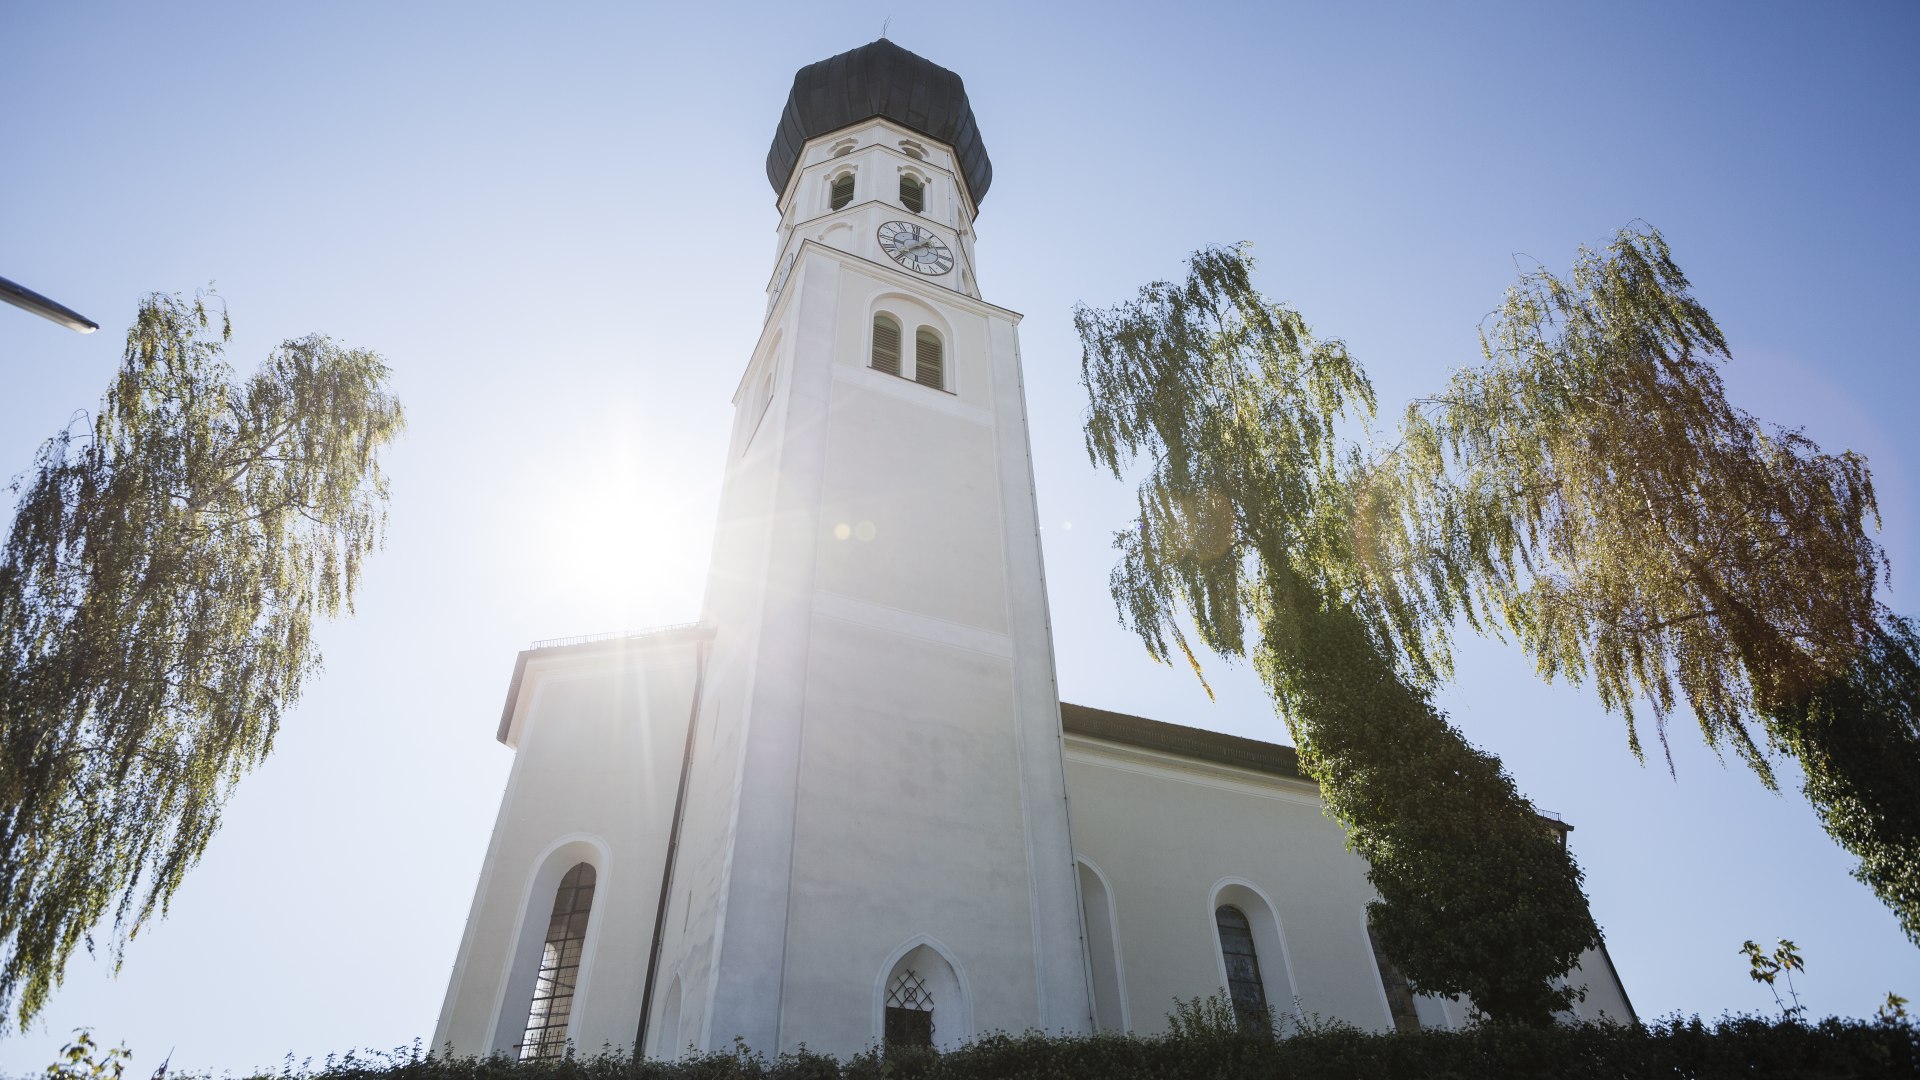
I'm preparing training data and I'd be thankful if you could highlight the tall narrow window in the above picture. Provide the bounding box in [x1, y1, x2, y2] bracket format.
[1368, 916, 1421, 1033]
[900, 174, 925, 213]
[884, 968, 934, 1051]
[914, 329, 943, 389]
[1215, 905, 1269, 1033]
[871, 315, 902, 376]
[746, 361, 777, 450]
[830, 172, 854, 210]
[520, 863, 596, 1060]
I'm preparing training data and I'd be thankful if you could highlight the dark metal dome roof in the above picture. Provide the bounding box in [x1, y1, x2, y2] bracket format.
[766, 39, 992, 208]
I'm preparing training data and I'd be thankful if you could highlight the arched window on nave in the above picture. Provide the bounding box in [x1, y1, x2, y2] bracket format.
[1215, 904, 1268, 1032]
[519, 862, 596, 1060]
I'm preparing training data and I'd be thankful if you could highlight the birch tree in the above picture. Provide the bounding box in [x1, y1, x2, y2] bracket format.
[1076, 249, 1598, 1024]
[1378, 225, 1919, 943]
[0, 292, 404, 1029]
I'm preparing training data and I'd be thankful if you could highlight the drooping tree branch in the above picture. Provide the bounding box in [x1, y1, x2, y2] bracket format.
[0, 292, 404, 1030]
[1076, 246, 1599, 1024]
[1366, 226, 1918, 943]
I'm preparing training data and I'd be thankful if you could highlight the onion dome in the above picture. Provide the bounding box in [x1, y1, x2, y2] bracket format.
[766, 39, 993, 208]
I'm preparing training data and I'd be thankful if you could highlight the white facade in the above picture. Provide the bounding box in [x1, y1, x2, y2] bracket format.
[432, 46, 1634, 1063]
[1059, 706, 1634, 1035]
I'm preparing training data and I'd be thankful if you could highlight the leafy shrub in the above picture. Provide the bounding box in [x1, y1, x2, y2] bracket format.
[57, 1015, 1920, 1080]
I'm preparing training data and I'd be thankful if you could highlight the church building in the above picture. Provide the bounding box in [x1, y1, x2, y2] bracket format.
[430, 39, 1634, 1062]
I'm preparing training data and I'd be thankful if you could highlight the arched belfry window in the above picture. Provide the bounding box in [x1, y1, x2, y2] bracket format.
[519, 863, 596, 1060]
[884, 967, 935, 1050]
[900, 174, 925, 214]
[829, 172, 855, 211]
[871, 314, 902, 376]
[1215, 904, 1269, 1032]
[914, 328, 943, 389]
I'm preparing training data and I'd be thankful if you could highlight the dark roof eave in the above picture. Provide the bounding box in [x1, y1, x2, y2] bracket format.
[1060, 701, 1578, 834]
[1060, 702, 1305, 781]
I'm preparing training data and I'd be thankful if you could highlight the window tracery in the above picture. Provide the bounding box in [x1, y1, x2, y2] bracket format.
[884, 968, 934, 1049]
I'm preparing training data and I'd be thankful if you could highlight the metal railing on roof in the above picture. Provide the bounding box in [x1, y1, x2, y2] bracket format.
[529, 622, 701, 651]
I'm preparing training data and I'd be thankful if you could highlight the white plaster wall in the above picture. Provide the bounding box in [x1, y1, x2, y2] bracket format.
[433, 633, 704, 1057]
[646, 635, 754, 1058]
[1063, 734, 1637, 1034]
[1063, 735, 1411, 1034]
[1567, 945, 1636, 1024]
[812, 379, 1009, 631]
[780, 621, 1036, 1048]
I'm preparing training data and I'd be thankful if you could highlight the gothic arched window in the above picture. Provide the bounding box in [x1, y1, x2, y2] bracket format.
[519, 862, 596, 1060]
[914, 328, 943, 389]
[900, 174, 925, 214]
[871, 315, 902, 376]
[830, 172, 855, 211]
[1215, 904, 1268, 1032]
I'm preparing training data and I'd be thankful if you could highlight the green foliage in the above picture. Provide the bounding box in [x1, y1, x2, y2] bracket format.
[1163, 990, 1352, 1044]
[0, 292, 404, 1030]
[1764, 615, 1920, 943]
[1374, 225, 1920, 941]
[1164, 991, 1262, 1041]
[1880, 993, 1910, 1024]
[44, 1029, 131, 1080]
[1387, 225, 1884, 766]
[132, 1019, 1920, 1080]
[1073, 246, 1598, 1024]
[1743, 939, 1807, 1021]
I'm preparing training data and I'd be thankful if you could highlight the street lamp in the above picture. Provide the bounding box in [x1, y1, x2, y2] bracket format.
[0, 275, 98, 333]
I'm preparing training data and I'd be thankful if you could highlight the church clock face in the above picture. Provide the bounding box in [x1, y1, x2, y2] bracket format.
[877, 220, 954, 275]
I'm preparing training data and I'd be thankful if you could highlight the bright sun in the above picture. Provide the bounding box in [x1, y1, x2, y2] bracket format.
[525, 459, 713, 633]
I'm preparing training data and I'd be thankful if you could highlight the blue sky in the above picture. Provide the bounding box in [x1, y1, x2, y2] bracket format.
[2, 1, 1917, 1072]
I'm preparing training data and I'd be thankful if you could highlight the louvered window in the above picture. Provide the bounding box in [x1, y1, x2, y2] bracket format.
[871, 315, 902, 376]
[1368, 916, 1421, 1033]
[1215, 905, 1269, 1033]
[830, 173, 854, 210]
[900, 175, 925, 214]
[520, 863, 596, 1060]
[914, 329, 943, 389]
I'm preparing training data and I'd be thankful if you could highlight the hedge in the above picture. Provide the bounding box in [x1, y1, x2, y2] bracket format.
[184, 1015, 1918, 1080]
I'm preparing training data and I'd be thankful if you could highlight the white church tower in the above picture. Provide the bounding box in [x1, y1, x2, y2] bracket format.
[432, 40, 1093, 1061]
[662, 36, 1090, 1056]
